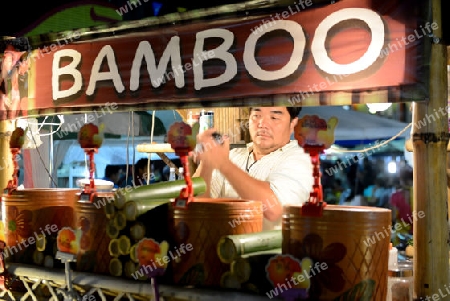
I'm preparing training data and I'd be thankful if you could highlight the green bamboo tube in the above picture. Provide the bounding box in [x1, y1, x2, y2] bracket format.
[114, 193, 127, 210]
[104, 201, 116, 219]
[220, 271, 241, 289]
[109, 258, 123, 277]
[44, 255, 54, 268]
[230, 249, 282, 284]
[35, 234, 46, 252]
[130, 244, 138, 263]
[230, 257, 250, 283]
[129, 222, 146, 241]
[32, 249, 44, 265]
[108, 239, 120, 257]
[124, 260, 138, 279]
[217, 230, 282, 264]
[118, 235, 131, 256]
[113, 211, 127, 231]
[114, 177, 206, 206]
[241, 248, 282, 258]
[106, 219, 119, 239]
[124, 199, 170, 221]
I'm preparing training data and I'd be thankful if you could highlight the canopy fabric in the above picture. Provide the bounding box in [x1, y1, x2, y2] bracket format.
[52, 111, 166, 138]
[300, 106, 411, 146]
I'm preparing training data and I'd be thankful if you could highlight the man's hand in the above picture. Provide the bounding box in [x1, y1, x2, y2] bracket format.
[196, 128, 230, 171]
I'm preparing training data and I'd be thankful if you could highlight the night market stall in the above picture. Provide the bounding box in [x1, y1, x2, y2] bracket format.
[0, 0, 445, 300]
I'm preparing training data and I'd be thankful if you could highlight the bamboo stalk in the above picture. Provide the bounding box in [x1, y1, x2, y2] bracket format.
[44, 255, 54, 268]
[113, 211, 127, 231]
[106, 219, 119, 239]
[130, 244, 138, 263]
[412, 0, 449, 297]
[220, 271, 241, 289]
[240, 248, 282, 258]
[217, 230, 282, 264]
[230, 257, 250, 283]
[109, 258, 123, 277]
[114, 177, 206, 206]
[124, 260, 139, 279]
[129, 222, 146, 241]
[109, 239, 120, 257]
[104, 201, 116, 219]
[35, 234, 46, 252]
[230, 249, 282, 284]
[32, 250, 44, 266]
[124, 200, 169, 221]
[114, 193, 127, 210]
[118, 235, 131, 256]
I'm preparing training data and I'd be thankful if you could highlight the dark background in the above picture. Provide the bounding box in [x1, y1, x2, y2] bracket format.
[0, 1, 448, 43]
[0, 0, 247, 37]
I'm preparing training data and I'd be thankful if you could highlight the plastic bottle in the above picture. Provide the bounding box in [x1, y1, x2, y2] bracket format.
[387, 262, 413, 301]
[388, 243, 398, 270]
[168, 167, 176, 181]
[178, 167, 184, 180]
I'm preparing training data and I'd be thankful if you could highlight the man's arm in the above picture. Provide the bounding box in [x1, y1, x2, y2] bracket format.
[195, 128, 282, 220]
[192, 161, 213, 197]
[217, 159, 283, 221]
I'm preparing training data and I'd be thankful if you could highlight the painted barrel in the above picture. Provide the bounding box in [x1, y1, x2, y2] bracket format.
[282, 205, 391, 301]
[169, 198, 263, 287]
[74, 192, 114, 274]
[1, 188, 78, 264]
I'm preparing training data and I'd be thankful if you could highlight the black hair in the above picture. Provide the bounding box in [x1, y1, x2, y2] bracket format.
[135, 158, 149, 171]
[104, 165, 121, 177]
[286, 107, 302, 120]
[249, 107, 302, 121]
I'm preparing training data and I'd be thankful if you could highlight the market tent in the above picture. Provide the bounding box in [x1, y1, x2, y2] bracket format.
[300, 106, 411, 147]
[25, 110, 182, 188]
[55, 137, 179, 187]
[51, 111, 167, 138]
[52, 110, 183, 187]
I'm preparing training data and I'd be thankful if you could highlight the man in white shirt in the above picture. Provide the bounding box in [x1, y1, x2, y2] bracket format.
[194, 106, 314, 230]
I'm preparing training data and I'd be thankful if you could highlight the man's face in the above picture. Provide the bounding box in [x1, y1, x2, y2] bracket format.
[249, 107, 297, 153]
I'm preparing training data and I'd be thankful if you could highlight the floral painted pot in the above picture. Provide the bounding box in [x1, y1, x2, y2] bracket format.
[2, 188, 78, 264]
[169, 198, 263, 287]
[282, 205, 391, 301]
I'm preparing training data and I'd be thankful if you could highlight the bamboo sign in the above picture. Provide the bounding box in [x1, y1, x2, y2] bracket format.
[1, 0, 425, 120]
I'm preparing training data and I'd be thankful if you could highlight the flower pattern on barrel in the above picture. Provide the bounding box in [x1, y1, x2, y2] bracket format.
[289, 233, 346, 298]
[6, 206, 32, 246]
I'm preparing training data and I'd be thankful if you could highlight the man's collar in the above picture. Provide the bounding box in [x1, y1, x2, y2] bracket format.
[246, 140, 297, 154]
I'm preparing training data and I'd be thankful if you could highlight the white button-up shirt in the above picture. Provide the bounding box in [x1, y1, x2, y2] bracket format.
[210, 140, 314, 230]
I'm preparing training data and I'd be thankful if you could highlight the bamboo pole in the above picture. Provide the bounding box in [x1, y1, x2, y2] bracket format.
[109, 258, 123, 277]
[217, 230, 282, 264]
[114, 178, 206, 206]
[109, 239, 120, 257]
[106, 219, 119, 239]
[220, 271, 241, 289]
[118, 235, 131, 256]
[130, 244, 138, 263]
[113, 211, 127, 231]
[129, 222, 146, 241]
[104, 201, 116, 219]
[413, 0, 449, 298]
[124, 200, 170, 221]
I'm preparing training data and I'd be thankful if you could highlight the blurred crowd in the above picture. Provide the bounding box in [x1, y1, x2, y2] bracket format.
[322, 156, 414, 232]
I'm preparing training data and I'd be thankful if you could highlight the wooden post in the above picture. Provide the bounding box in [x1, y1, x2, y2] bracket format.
[0, 120, 13, 190]
[412, 0, 449, 298]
